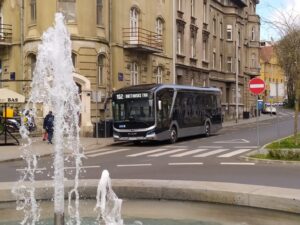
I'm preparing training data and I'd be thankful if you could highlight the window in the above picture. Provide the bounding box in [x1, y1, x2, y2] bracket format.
[98, 55, 105, 86]
[177, 0, 182, 11]
[96, 0, 103, 25]
[220, 54, 223, 70]
[177, 30, 183, 54]
[28, 54, 36, 78]
[226, 25, 232, 40]
[30, 0, 36, 23]
[238, 30, 241, 46]
[130, 7, 139, 44]
[212, 51, 216, 69]
[191, 0, 195, 17]
[130, 62, 138, 85]
[191, 35, 196, 58]
[72, 53, 77, 68]
[203, 2, 207, 23]
[227, 56, 232, 72]
[156, 66, 162, 84]
[251, 26, 255, 41]
[213, 18, 216, 35]
[156, 18, 163, 43]
[220, 21, 223, 38]
[203, 39, 208, 61]
[58, 0, 76, 23]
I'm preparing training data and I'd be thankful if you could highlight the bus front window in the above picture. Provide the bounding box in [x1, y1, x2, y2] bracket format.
[113, 98, 154, 125]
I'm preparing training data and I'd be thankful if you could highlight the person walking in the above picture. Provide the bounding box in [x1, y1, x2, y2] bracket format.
[43, 111, 54, 144]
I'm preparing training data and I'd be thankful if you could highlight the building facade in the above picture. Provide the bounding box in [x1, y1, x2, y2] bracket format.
[260, 41, 287, 104]
[0, 0, 260, 136]
[175, 0, 260, 119]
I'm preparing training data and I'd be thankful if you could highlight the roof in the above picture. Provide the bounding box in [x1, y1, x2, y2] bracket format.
[114, 84, 221, 94]
[260, 46, 274, 63]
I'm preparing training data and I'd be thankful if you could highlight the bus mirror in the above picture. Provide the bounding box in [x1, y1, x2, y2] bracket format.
[158, 100, 162, 111]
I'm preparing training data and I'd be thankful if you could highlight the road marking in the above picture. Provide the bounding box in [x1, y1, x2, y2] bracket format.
[168, 162, 203, 166]
[84, 148, 111, 154]
[148, 149, 187, 157]
[170, 149, 208, 157]
[220, 162, 255, 165]
[214, 139, 249, 144]
[87, 148, 131, 157]
[198, 146, 223, 148]
[234, 146, 257, 148]
[165, 145, 188, 148]
[16, 167, 47, 171]
[127, 148, 167, 157]
[64, 165, 101, 170]
[193, 149, 229, 157]
[218, 149, 252, 158]
[117, 164, 152, 167]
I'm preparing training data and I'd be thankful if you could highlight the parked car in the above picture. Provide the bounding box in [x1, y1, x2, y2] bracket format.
[263, 106, 277, 114]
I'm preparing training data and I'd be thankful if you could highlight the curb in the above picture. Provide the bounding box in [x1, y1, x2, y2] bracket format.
[1, 179, 300, 214]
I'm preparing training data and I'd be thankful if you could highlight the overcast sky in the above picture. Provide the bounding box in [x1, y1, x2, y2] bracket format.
[257, 0, 300, 41]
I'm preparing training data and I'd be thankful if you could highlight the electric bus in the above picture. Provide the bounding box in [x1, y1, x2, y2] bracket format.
[112, 84, 222, 143]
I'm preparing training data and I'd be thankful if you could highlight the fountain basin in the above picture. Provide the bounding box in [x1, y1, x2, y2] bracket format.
[1, 179, 300, 224]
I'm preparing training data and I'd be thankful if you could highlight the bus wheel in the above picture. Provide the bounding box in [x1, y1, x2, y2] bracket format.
[205, 122, 210, 137]
[169, 127, 177, 144]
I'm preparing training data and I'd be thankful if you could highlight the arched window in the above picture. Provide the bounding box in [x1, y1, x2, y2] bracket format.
[156, 18, 164, 47]
[97, 55, 105, 86]
[130, 7, 139, 44]
[130, 62, 138, 85]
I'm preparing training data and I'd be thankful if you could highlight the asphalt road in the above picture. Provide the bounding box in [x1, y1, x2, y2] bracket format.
[1, 108, 300, 189]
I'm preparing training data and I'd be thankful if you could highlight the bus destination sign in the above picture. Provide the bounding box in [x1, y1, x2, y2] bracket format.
[116, 93, 149, 100]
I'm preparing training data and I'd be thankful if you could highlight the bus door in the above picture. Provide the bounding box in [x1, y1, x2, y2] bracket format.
[156, 88, 174, 132]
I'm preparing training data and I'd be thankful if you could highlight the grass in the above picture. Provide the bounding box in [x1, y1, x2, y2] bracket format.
[251, 134, 300, 161]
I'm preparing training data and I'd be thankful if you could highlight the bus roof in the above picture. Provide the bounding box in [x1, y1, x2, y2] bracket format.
[113, 84, 221, 94]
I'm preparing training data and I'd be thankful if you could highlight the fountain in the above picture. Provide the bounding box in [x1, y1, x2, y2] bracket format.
[12, 13, 113, 225]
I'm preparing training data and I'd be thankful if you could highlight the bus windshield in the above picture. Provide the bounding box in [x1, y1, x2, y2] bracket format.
[112, 95, 155, 126]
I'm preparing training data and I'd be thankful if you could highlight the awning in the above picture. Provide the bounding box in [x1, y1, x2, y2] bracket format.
[0, 88, 25, 103]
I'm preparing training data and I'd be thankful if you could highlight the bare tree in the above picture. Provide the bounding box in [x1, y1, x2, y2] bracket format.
[262, 8, 300, 143]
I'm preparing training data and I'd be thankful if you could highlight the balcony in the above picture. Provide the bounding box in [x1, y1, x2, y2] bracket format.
[244, 67, 260, 77]
[123, 28, 163, 53]
[0, 24, 12, 46]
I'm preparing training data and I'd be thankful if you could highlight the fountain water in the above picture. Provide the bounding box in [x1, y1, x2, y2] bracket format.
[13, 13, 85, 225]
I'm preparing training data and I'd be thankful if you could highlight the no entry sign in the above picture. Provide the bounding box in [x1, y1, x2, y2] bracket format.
[249, 78, 265, 95]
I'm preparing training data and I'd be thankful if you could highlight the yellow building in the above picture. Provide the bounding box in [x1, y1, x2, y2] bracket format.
[260, 41, 286, 104]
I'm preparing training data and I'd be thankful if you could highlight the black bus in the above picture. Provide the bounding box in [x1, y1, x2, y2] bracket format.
[112, 84, 222, 143]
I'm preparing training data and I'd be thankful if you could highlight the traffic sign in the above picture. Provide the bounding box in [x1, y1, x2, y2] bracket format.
[249, 78, 265, 95]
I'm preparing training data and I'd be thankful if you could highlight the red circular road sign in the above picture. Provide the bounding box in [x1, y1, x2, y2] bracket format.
[249, 78, 265, 95]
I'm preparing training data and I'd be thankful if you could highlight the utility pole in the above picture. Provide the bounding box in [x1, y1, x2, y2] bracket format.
[20, 0, 24, 95]
[172, 0, 176, 84]
[235, 23, 239, 123]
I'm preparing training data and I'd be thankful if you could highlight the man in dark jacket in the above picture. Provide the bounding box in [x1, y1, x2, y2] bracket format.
[43, 111, 54, 144]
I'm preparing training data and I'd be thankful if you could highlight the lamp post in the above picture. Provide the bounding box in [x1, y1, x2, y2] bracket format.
[235, 23, 239, 123]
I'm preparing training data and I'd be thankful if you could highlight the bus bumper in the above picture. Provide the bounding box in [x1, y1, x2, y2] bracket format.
[113, 132, 158, 141]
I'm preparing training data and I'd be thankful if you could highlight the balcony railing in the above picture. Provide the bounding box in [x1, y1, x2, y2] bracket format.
[0, 24, 12, 45]
[123, 27, 163, 53]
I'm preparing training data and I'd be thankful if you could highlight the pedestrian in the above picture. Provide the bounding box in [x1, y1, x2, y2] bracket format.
[43, 111, 54, 144]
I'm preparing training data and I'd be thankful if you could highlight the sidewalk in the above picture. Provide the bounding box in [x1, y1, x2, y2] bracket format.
[0, 113, 282, 162]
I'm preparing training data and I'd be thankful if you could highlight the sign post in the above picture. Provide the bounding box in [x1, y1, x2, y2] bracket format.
[249, 78, 266, 149]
